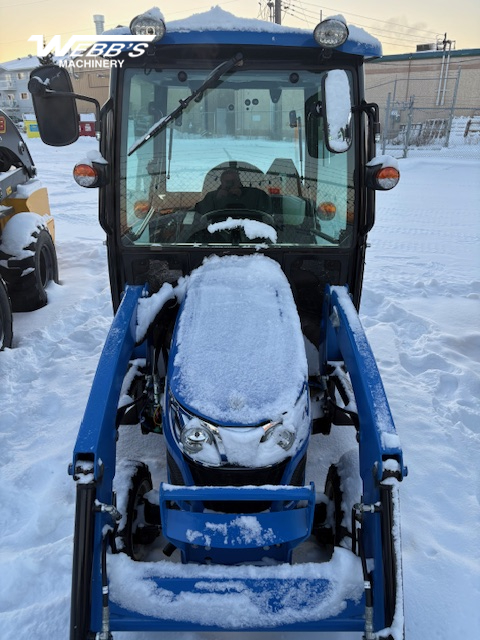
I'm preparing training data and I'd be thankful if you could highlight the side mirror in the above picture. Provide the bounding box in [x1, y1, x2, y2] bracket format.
[322, 70, 352, 153]
[28, 65, 79, 146]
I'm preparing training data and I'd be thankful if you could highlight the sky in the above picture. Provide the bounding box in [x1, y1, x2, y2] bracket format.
[0, 0, 479, 62]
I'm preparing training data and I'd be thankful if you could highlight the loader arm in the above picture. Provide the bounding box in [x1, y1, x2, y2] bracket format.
[68, 282, 405, 639]
[320, 284, 407, 634]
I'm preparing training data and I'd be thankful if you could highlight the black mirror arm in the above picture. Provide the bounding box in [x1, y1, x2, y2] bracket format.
[44, 90, 101, 132]
[354, 102, 381, 158]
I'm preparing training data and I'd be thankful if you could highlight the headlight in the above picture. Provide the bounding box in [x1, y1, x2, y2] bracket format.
[181, 423, 213, 454]
[313, 18, 349, 48]
[261, 420, 296, 451]
[169, 396, 225, 464]
[169, 394, 299, 468]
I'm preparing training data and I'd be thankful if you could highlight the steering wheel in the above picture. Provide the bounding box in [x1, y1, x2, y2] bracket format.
[201, 208, 275, 228]
[181, 209, 276, 244]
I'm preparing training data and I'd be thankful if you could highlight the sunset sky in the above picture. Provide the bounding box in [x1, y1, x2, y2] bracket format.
[1, 0, 479, 62]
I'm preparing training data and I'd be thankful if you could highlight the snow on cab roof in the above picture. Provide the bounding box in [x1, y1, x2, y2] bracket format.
[104, 6, 381, 56]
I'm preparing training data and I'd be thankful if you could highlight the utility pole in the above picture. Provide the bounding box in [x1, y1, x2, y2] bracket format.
[275, 0, 282, 25]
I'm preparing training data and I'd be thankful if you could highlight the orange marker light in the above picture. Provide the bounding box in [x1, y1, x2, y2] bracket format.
[133, 200, 151, 218]
[318, 201, 336, 221]
[73, 163, 98, 188]
[376, 166, 400, 190]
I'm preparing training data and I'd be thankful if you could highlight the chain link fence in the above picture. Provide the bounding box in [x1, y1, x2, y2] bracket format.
[367, 67, 480, 160]
[379, 101, 480, 159]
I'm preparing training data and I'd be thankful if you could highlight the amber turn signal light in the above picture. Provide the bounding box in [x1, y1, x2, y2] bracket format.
[73, 163, 98, 188]
[318, 201, 336, 221]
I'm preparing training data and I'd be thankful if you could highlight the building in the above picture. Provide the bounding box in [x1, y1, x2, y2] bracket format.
[69, 67, 109, 116]
[0, 54, 109, 126]
[2, 45, 479, 147]
[0, 56, 38, 120]
[365, 48, 480, 145]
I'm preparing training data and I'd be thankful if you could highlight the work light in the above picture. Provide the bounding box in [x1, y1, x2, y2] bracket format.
[130, 12, 166, 41]
[313, 18, 349, 48]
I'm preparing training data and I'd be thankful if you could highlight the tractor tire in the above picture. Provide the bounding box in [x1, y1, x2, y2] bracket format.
[0, 277, 13, 349]
[3, 228, 59, 312]
[324, 464, 348, 546]
[117, 462, 158, 560]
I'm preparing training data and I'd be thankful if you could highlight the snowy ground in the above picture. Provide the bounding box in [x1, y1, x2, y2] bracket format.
[0, 136, 479, 640]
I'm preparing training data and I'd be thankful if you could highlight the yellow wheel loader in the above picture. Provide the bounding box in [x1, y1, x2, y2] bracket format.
[0, 109, 58, 348]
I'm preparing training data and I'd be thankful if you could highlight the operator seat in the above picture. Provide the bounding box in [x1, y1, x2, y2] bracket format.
[265, 158, 302, 198]
[201, 161, 266, 194]
[196, 161, 271, 214]
[265, 158, 306, 232]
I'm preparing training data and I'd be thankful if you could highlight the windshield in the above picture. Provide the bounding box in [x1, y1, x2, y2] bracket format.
[120, 64, 355, 248]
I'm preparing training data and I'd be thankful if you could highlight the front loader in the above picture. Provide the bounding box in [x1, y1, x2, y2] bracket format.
[29, 7, 407, 639]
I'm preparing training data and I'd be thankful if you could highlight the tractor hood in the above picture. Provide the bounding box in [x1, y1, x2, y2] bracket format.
[168, 254, 308, 427]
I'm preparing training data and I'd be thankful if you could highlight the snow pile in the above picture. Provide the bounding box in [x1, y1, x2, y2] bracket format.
[367, 154, 400, 170]
[324, 69, 352, 152]
[168, 6, 307, 34]
[107, 547, 364, 628]
[0, 211, 48, 259]
[12, 178, 45, 198]
[76, 149, 107, 167]
[185, 514, 277, 547]
[207, 217, 277, 243]
[136, 282, 175, 342]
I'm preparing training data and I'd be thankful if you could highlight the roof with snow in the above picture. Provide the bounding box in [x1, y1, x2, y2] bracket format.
[104, 6, 382, 58]
[0, 55, 39, 71]
[367, 47, 480, 63]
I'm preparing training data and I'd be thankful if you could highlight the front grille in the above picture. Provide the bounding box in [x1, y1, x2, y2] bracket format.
[187, 455, 306, 513]
[167, 451, 307, 512]
[189, 459, 288, 487]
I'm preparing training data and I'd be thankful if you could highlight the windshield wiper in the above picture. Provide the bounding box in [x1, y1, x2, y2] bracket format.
[128, 52, 243, 156]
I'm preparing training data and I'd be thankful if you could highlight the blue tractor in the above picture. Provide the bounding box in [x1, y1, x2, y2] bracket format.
[29, 8, 407, 639]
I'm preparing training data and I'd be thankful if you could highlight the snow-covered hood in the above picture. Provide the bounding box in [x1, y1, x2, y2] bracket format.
[168, 254, 308, 426]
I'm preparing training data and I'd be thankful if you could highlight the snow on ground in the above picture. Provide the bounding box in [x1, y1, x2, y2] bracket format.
[0, 135, 479, 640]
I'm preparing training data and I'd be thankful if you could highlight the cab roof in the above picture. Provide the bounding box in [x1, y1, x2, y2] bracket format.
[104, 6, 382, 58]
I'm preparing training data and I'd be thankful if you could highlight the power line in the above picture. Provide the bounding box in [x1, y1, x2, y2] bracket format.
[296, 1, 440, 38]
[283, 2, 443, 49]
[287, 2, 439, 43]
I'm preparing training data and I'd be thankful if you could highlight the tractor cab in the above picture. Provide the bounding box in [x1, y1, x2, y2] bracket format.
[29, 8, 398, 340]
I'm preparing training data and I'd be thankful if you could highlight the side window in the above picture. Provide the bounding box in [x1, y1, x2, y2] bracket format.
[122, 74, 156, 237]
[304, 73, 355, 245]
[316, 151, 353, 242]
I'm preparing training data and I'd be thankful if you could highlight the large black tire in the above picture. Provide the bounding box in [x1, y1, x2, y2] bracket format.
[324, 464, 348, 546]
[3, 228, 59, 312]
[117, 462, 158, 560]
[0, 277, 13, 349]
